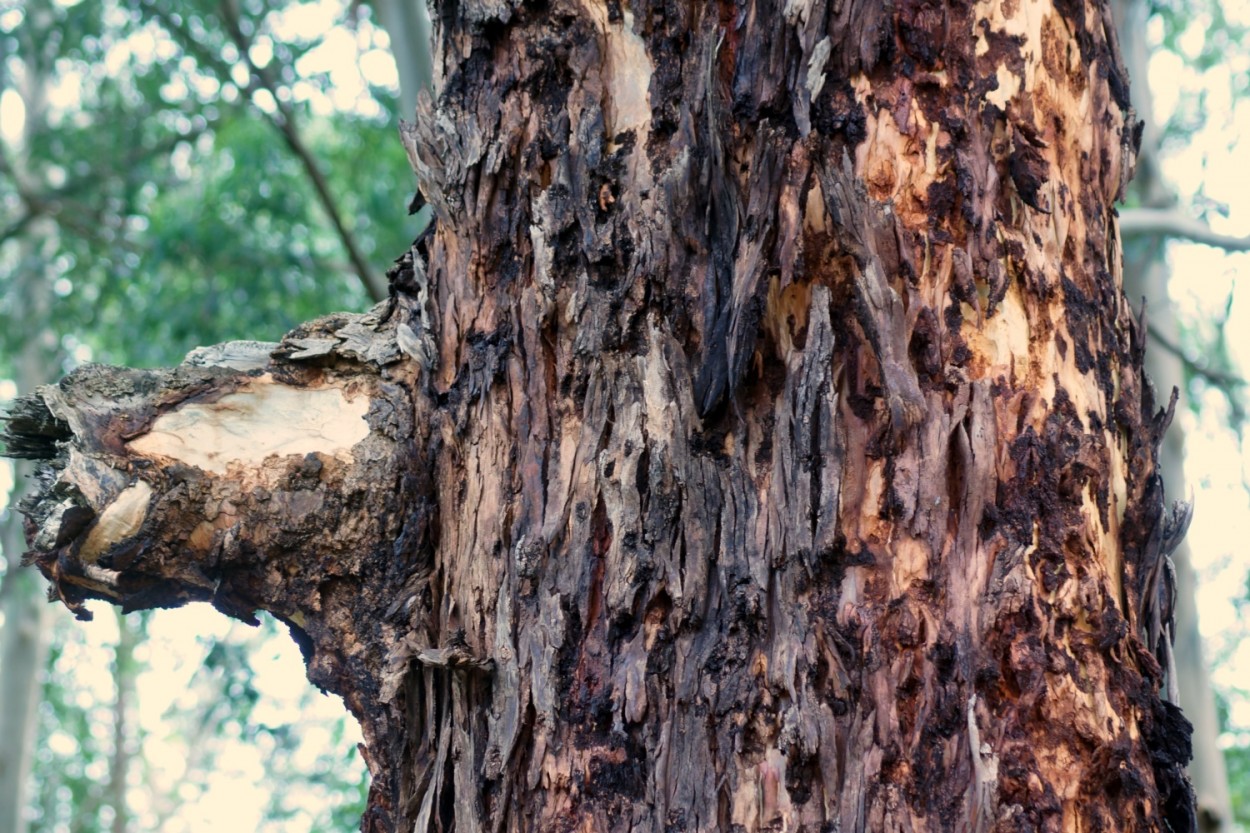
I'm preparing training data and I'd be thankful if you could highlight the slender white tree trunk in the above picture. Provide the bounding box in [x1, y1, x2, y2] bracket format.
[0, 258, 55, 833]
[1113, 1, 1234, 827]
[0, 467, 48, 833]
[1, 9, 65, 826]
[371, 0, 433, 119]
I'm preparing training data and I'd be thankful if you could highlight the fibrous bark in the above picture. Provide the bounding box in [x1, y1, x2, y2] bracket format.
[6, 1, 1198, 831]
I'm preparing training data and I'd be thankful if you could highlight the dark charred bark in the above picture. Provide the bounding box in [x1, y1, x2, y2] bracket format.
[5, 1, 1197, 831]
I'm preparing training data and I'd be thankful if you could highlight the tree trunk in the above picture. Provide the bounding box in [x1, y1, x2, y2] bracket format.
[5, 2, 1199, 831]
[1112, 1, 1233, 828]
[0, 277, 55, 833]
[371, 0, 434, 120]
[0, 461, 48, 833]
[1, 24, 60, 822]
[108, 609, 137, 833]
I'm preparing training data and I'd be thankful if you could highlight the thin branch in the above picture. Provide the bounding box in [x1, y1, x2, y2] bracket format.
[1120, 207, 1250, 252]
[217, 1, 387, 303]
[1148, 328, 1246, 391]
[0, 211, 37, 248]
[138, 0, 386, 302]
[2, 124, 208, 249]
[266, 121, 389, 302]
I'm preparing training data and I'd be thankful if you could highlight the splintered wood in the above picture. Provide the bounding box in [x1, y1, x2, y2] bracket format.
[128, 380, 370, 475]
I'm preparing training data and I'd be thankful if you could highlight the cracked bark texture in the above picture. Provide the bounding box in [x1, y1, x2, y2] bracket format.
[5, 1, 1198, 831]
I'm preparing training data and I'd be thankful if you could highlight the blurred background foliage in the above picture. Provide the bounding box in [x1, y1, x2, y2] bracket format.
[1130, 1, 1250, 829]
[3, 0, 1250, 831]
[0, 0, 417, 829]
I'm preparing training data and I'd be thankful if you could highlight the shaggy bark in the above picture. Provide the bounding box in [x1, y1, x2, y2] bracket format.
[5, 1, 1198, 831]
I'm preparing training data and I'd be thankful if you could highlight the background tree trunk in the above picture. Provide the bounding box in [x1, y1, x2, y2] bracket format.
[1112, 1, 1233, 828]
[0, 252, 55, 833]
[107, 609, 137, 833]
[6, 2, 1198, 832]
[370, 0, 434, 120]
[0, 461, 48, 833]
[0, 20, 60, 825]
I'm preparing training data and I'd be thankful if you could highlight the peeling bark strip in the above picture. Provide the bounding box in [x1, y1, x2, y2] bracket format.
[5, 1, 1197, 831]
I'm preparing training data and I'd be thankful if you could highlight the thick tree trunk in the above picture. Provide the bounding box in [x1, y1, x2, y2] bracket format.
[5, 2, 1198, 831]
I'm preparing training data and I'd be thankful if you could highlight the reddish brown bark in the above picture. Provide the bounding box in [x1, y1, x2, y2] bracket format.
[6, 1, 1196, 831]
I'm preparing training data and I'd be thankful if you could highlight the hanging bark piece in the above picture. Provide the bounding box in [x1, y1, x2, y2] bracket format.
[5, 1, 1198, 831]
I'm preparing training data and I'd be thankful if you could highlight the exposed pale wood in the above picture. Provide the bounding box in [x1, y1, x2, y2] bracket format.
[127, 382, 370, 474]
